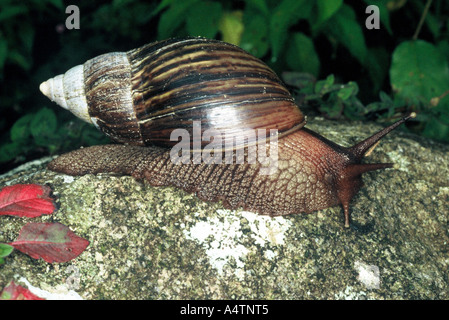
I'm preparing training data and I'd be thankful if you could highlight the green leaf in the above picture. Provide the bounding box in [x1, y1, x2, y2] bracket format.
[315, 74, 335, 95]
[18, 23, 35, 56]
[240, 12, 268, 57]
[269, 0, 311, 62]
[286, 32, 320, 76]
[337, 82, 358, 101]
[219, 11, 244, 46]
[366, 47, 389, 93]
[379, 91, 393, 104]
[390, 40, 449, 107]
[6, 49, 31, 70]
[324, 4, 367, 66]
[153, 0, 177, 16]
[157, 0, 201, 39]
[30, 108, 57, 146]
[244, 0, 269, 16]
[0, 243, 14, 258]
[282, 72, 316, 90]
[186, 1, 222, 38]
[423, 115, 449, 142]
[436, 40, 449, 65]
[0, 5, 28, 22]
[10, 113, 33, 142]
[315, 0, 343, 25]
[0, 142, 21, 163]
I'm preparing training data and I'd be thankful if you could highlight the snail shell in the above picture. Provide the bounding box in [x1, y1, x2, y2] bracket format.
[40, 38, 305, 149]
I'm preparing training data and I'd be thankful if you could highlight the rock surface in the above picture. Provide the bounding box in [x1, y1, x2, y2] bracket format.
[1, 117, 448, 299]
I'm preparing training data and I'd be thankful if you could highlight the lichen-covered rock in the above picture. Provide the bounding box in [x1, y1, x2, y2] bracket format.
[0, 117, 448, 299]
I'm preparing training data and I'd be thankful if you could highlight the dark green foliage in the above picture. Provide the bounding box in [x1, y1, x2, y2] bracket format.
[0, 0, 448, 173]
[0, 107, 108, 163]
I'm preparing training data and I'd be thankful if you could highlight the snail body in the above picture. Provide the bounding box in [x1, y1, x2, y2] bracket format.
[40, 38, 413, 227]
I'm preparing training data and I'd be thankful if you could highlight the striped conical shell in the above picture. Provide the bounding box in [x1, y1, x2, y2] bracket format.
[40, 38, 305, 149]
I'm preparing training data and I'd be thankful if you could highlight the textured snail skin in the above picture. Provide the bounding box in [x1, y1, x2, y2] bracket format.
[41, 37, 414, 227]
[47, 115, 413, 227]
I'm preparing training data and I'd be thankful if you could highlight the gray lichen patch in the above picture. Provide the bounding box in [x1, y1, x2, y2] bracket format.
[182, 210, 292, 280]
[0, 117, 448, 299]
[354, 260, 381, 290]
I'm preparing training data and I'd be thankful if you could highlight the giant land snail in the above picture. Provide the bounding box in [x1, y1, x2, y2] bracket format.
[40, 37, 415, 227]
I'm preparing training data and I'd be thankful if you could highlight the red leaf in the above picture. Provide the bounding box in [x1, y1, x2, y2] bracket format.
[0, 281, 45, 300]
[0, 184, 56, 218]
[10, 222, 89, 263]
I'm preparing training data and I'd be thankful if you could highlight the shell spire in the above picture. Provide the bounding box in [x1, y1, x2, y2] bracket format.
[39, 65, 91, 124]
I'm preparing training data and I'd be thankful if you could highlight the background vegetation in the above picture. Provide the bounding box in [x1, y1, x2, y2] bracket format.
[1, 0, 448, 173]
